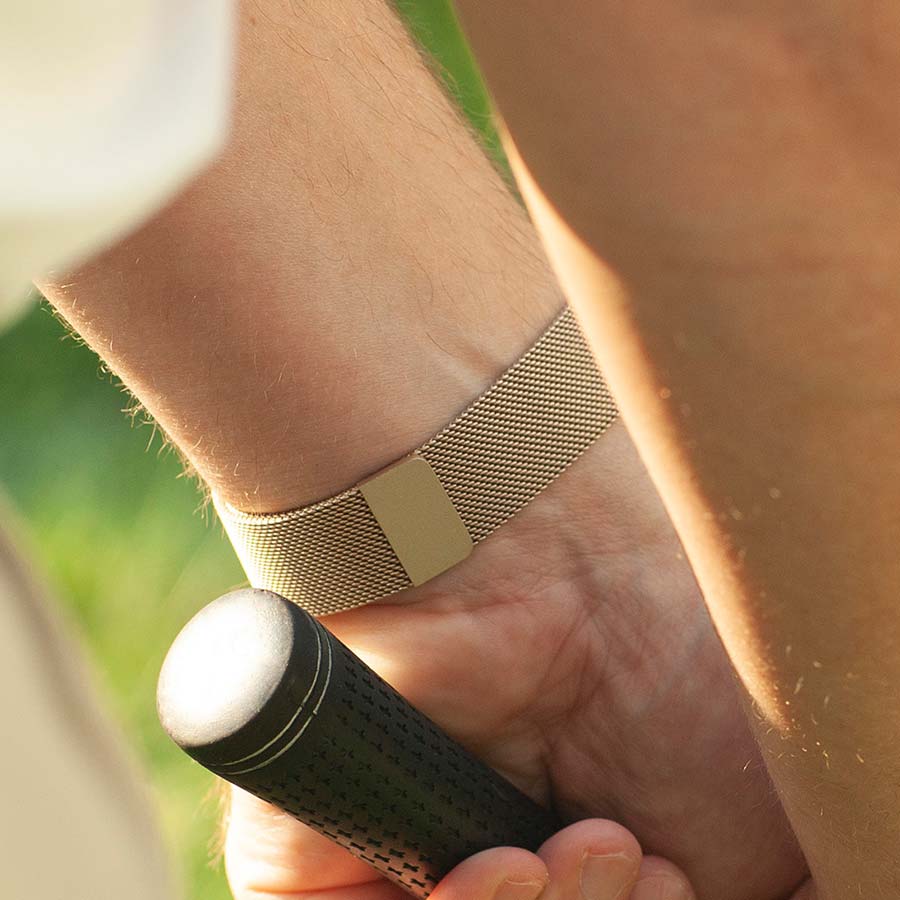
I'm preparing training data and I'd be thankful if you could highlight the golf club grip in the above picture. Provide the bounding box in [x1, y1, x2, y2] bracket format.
[158, 590, 560, 898]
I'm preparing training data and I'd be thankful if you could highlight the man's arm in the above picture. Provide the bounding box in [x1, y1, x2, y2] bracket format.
[42, 0, 561, 513]
[450, 3, 900, 896]
[39, 2, 803, 898]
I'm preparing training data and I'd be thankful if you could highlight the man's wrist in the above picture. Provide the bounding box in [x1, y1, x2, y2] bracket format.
[214, 307, 618, 614]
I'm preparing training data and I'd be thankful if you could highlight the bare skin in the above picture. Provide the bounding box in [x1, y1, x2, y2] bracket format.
[450, 1, 900, 896]
[41, 2, 809, 898]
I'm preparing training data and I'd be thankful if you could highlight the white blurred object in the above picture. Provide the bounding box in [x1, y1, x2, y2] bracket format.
[0, 514, 181, 899]
[0, 0, 235, 330]
[0, 3, 235, 896]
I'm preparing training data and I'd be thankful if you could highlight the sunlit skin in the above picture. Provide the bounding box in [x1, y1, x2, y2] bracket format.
[451, 2, 900, 897]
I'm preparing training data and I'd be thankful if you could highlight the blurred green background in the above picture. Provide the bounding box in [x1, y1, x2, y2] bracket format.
[0, 4, 495, 898]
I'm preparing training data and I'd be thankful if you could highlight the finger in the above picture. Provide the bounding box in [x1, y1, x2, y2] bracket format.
[537, 819, 642, 900]
[430, 846, 549, 900]
[225, 787, 392, 899]
[629, 856, 697, 900]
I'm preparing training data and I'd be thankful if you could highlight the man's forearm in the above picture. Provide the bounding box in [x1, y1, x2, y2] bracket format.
[450, 3, 900, 895]
[42, 0, 562, 513]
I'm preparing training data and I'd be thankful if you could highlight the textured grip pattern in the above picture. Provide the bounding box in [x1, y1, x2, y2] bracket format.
[216, 623, 559, 897]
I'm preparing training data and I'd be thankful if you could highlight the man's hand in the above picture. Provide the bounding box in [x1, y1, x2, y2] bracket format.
[220, 425, 806, 900]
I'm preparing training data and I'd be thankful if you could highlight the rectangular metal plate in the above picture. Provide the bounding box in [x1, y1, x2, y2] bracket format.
[359, 455, 473, 586]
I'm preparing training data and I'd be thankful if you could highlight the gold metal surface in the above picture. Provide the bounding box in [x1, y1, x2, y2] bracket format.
[359, 456, 473, 586]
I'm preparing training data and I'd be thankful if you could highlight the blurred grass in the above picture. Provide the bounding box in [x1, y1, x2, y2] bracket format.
[0, 4, 493, 899]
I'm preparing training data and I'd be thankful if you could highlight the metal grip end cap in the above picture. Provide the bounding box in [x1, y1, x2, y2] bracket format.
[157, 588, 321, 770]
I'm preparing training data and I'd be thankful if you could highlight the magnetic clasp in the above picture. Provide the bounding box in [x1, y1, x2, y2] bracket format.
[358, 456, 473, 586]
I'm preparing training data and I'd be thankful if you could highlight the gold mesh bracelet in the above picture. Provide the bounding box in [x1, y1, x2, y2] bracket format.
[215, 307, 618, 616]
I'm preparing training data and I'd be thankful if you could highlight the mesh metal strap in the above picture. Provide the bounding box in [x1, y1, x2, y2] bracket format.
[216, 307, 618, 616]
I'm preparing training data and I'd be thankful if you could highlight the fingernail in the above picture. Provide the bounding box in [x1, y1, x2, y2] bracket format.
[579, 852, 637, 900]
[493, 877, 546, 900]
[630, 876, 692, 900]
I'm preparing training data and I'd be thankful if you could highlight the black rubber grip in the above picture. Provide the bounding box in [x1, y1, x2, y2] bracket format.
[157, 589, 560, 897]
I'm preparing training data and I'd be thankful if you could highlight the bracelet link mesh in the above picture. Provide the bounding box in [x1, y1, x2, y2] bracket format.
[215, 307, 618, 616]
